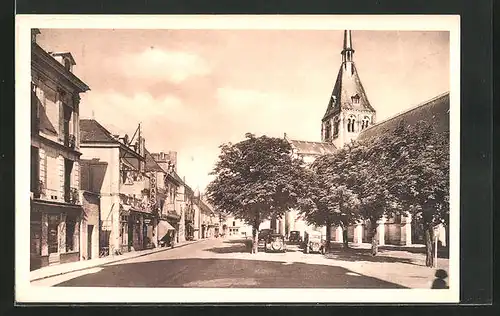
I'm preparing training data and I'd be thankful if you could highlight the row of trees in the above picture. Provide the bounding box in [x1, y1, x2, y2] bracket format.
[206, 120, 449, 267]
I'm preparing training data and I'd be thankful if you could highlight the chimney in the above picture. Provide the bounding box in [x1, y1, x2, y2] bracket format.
[168, 151, 177, 172]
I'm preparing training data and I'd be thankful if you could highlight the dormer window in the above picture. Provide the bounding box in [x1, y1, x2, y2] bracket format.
[351, 94, 360, 104]
[64, 58, 72, 71]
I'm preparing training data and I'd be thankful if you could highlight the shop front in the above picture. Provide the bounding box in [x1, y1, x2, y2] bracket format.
[30, 200, 82, 271]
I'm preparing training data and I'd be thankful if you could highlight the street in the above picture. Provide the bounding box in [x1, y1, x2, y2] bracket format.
[31, 238, 448, 288]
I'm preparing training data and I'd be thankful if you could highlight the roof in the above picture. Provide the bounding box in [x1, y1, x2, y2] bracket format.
[49, 52, 77, 66]
[358, 92, 450, 141]
[80, 119, 119, 143]
[32, 43, 89, 93]
[323, 62, 376, 120]
[144, 148, 164, 172]
[287, 139, 337, 156]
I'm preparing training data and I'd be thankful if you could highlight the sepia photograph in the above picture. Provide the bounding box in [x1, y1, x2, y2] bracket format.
[15, 15, 460, 303]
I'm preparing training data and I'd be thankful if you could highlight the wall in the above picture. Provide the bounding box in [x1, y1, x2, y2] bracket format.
[81, 192, 100, 260]
[80, 146, 121, 250]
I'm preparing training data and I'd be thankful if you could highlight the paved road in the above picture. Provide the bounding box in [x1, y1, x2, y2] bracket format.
[34, 238, 406, 288]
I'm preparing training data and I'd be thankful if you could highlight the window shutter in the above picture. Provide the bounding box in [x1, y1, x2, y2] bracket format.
[58, 100, 64, 141]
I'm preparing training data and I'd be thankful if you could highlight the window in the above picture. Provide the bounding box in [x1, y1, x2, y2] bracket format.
[361, 116, 370, 130]
[324, 121, 331, 139]
[351, 94, 360, 104]
[66, 215, 77, 252]
[64, 58, 71, 71]
[233, 221, 236, 227]
[333, 118, 339, 135]
[347, 116, 356, 132]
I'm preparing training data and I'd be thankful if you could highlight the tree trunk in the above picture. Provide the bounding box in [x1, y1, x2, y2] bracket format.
[251, 225, 259, 254]
[370, 220, 378, 256]
[424, 225, 434, 267]
[342, 225, 349, 249]
[325, 220, 332, 252]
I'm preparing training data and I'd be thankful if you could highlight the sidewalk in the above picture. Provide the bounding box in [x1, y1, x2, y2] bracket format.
[30, 239, 203, 282]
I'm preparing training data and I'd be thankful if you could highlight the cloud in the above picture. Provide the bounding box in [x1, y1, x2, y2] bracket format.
[112, 48, 211, 84]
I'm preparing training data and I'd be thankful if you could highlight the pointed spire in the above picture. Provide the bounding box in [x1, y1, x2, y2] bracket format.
[343, 30, 353, 50]
[341, 30, 355, 63]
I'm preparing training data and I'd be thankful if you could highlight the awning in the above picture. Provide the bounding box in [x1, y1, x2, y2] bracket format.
[157, 219, 175, 241]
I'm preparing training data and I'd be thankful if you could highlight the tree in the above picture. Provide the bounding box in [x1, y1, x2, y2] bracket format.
[206, 133, 307, 254]
[342, 140, 392, 256]
[298, 151, 361, 250]
[370, 120, 450, 267]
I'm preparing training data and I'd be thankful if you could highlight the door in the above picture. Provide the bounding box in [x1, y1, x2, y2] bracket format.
[47, 215, 59, 254]
[87, 225, 93, 259]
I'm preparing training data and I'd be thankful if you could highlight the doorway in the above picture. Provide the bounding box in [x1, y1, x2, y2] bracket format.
[47, 215, 59, 254]
[87, 225, 93, 259]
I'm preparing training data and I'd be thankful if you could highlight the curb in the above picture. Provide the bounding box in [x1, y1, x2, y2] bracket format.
[30, 239, 204, 283]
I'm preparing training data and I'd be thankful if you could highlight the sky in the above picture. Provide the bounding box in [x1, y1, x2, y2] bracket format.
[37, 29, 450, 192]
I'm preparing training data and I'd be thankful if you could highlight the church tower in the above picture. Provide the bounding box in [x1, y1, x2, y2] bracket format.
[321, 30, 376, 149]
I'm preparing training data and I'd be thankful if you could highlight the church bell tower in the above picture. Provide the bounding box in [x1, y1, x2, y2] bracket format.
[321, 30, 376, 149]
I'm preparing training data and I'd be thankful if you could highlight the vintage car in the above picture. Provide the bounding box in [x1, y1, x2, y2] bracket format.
[257, 229, 272, 248]
[303, 231, 326, 254]
[264, 233, 287, 253]
[288, 230, 302, 244]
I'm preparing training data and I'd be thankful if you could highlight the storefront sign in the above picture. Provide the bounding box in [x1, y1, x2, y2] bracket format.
[149, 172, 157, 207]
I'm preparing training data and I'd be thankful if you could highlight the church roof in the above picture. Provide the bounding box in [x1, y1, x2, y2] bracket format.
[358, 92, 450, 141]
[323, 62, 376, 120]
[287, 139, 337, 156]
[323, 30, 375, 120]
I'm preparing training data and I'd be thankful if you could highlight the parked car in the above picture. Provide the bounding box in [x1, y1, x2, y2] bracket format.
[264, 233, 287, 253]
[303, 231, 326, 254]
[257, 228, 272, 248]
[288, 230, 302, 244]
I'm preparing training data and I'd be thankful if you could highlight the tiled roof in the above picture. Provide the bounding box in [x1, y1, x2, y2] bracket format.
[323, 63, 375, 120]
[80, 119, 118, 143]
[287, 139, 337, 156]
[144, 148, 164, 172]
[358, 92, 450, 141]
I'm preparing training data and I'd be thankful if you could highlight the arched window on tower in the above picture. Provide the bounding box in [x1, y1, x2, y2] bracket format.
[361, 116, 370, 130]
[324, 121, 331, 140]
[333, 117, 339, 135]
[347, 115, 356, 133]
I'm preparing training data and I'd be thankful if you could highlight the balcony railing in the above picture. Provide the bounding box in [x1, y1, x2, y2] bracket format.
[68, 134, 76, 149]
[66, 187, 80, 204]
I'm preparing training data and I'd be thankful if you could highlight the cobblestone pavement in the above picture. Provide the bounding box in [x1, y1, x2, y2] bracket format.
[31, 237, 449, 288]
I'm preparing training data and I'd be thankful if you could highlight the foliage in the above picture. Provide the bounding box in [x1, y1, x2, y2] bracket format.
[206, 133, 307, 253]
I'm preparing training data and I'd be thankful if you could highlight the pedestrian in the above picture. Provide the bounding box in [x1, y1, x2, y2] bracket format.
[431, 269, 449, 289]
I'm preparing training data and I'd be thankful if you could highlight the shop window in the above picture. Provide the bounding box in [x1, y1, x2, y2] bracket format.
[30, 213, 42, 255]
[66, 215, 77, 252]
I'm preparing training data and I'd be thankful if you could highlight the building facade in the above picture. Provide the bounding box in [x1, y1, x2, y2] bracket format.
[79, 119, 158, 255]
[30, 29, 90, 270]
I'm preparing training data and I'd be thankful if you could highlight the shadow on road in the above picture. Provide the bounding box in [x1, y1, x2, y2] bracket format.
[325, 248, 419, 266]
[54, 258, 408, 289]
[379, 245, 449, 259]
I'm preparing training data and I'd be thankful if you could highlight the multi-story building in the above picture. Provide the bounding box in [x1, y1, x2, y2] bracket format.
[222, 216, 252, 238]
[30, 29, 90, 270]
[151, 151, 185, 243]
[79, 119, 157, 254]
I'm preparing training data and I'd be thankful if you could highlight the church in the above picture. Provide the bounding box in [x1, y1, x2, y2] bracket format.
[270, 30, 449, 247]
